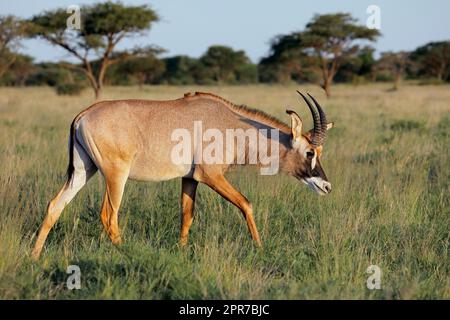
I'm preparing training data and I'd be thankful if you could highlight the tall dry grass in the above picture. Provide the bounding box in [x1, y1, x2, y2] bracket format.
[0, 83, 448, 299]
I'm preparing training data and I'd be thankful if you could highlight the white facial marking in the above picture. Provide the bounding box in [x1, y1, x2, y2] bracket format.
[292, 138, 318, 171]
[311, 154, 317, 170]
[303, 176, 331, 195]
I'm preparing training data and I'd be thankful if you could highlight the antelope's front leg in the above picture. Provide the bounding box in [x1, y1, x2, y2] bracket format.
[202, 174, 262, 247]
[179, 177, 198, 246]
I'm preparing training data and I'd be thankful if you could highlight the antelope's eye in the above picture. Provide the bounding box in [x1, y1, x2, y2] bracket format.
[306, 151, 315, 159]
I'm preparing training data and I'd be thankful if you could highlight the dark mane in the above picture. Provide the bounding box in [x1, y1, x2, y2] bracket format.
[190, 91, 291, 133]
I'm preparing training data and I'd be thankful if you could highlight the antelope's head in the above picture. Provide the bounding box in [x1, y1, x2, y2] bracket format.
[284, 91, 334, 195]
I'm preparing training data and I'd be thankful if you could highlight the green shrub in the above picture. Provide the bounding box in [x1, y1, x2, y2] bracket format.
[55, 82, 85, 95]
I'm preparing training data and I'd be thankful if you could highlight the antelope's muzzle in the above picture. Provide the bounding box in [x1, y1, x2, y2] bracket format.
[302, 177, 332, 195]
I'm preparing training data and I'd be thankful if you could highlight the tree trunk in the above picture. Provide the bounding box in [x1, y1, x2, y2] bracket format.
[138, 73, 145, 89]
[319, 58, 336, 98]
[393, 73, 402, 91]
[0, 67, 7, 80]
[0, 55, 16, 80]
[82, 61, 102, 100]
[86, 75, 101, 100]
[436, 69, 443, 82]
[321, 76, 332, 98]
[95, 63, 109, 100]
[94, 87, 101, 100]
[371, 68, 377, 82]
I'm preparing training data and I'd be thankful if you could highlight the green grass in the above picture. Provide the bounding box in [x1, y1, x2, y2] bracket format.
[0, 84, 449, 299]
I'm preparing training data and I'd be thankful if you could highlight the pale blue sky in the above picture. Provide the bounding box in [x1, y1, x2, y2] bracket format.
[1, 0, 450, 63]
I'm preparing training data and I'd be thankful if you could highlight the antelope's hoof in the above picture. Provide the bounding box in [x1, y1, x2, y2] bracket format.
[31, 249, 41, 261]
[111, 236, 122, 245]
[179, 238, 188, 247]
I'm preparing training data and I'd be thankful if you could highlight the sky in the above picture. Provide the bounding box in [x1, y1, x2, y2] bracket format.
[1, 0, 450, 63]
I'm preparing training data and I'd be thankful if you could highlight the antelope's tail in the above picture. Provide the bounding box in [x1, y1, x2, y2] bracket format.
[66, 118, 77, 180]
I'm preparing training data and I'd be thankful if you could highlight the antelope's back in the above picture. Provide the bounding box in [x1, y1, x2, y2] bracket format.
[76, 97, 244, 182]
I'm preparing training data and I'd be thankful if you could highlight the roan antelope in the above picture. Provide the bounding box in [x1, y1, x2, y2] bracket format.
[32, 91, 333, 259]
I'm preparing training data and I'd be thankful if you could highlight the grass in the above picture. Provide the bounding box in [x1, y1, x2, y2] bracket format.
[0, 83, 449, 299]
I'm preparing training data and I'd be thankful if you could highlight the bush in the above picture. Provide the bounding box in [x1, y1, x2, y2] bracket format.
[25, 63, 70, 86]
[55, 82, 85, 95]
[235, 63, 258, 84]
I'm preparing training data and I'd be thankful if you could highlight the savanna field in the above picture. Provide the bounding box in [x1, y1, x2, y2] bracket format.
[0, 84, 448, 299]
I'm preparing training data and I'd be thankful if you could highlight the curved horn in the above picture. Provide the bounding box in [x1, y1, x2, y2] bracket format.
[307, 93, 328, 145]
[297, 90, 321, 147]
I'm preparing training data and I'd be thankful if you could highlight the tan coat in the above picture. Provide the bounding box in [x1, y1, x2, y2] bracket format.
[32, 92, 333, 259]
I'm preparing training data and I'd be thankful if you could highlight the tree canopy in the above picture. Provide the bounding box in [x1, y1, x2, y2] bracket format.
[1, 8, 448, 93]
[301, 13, 380, 96]
[200, 45, 253, 84]
[374, 51, 411, 90]
[0, 15, 26, 79]
[259, 33, 308, 83]
[411, 41, 450, 82]
[260, 13, 380, 96]
[26, 1, 159, 98]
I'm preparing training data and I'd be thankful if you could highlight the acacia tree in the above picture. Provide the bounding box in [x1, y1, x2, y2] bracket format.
[260, 13, 379, 96]
[375, 51, 411, 90]
[26, 2, 159, 99]
[301, 13, 380, 97]
[334, 46, 376, 83]
[5, 54, 35, 86]
[411, 41, 450, 82]
[259, 33, 307, 83]
[0, 15, 25, 79]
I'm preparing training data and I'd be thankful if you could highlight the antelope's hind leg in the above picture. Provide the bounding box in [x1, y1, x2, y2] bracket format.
[32, 142, 97, 260]
[99, 165, 129, 245]
[179, 177, 198, 246]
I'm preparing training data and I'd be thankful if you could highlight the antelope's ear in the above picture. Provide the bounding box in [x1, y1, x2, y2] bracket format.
[325, 122, 334, 131]
[286, 109, 303, 143]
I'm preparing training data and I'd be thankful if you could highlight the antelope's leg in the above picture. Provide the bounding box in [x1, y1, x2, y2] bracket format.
[202, 174, 261, 246]
[100, 168, 129, 245]
[32, 140, 97, 260]
[31, 166, 97, 260]
[179, 177, 198, 246]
